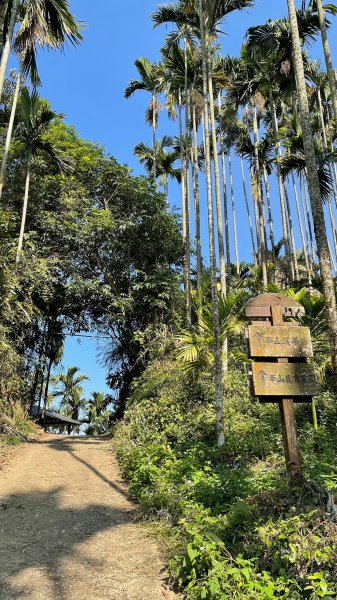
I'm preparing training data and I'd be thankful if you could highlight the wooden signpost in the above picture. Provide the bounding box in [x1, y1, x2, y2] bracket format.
[246, 293, 318, 485]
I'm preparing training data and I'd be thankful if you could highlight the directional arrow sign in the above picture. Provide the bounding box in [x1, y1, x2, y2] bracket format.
[252, 363, 318, 397]
[248, 325, 313, 358]
[254, 331, 264, 347]
[258, 369, 268, 385]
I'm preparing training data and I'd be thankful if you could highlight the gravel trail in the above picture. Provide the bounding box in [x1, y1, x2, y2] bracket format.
[0, 435, 176, 600]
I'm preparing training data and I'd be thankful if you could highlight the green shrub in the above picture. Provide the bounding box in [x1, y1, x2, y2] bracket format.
[114, 358, 337, 599]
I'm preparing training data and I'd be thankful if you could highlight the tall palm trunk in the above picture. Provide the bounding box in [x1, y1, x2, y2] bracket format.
[303, 180, 316, 263]
[178, 90, 191, 325]
[328, 239, 337, 273]
[183, 55, 192, 320]
[207, 70, 226, 298]
[218, 104, 231, 283]
[250, 164, 261, 261]
[192, 105, 202, 291]
[228, 150, 239, 275]
[0, 0, 19, 103]
[240, 156, 256, 261]
[185, 154, 192, 321]
[287, 0, 337, 383]
[317, 87, 337, 212]
[270, 93, 292, 277]
[201, 109, 229, 372]
[0, 66, 22, 200]
[184, 35, 189, 139]
[184, 87, 192, 321]
[292, 174, 312, 282]
[0, 8, 5, 55]
[283, 179, 299, 280]
[152, 92, 157, 184]
[327, 198, 337, 264]
[315, 0, 337, 126]
[198, 0, 224, 447]
[263, 167, 276, 264]
[252, 106, 267, 286]
[244, 105, 260, 262]
[16, 148, 32, 265]
[300, 178, 311, 259]
[260, 181, 269, 263]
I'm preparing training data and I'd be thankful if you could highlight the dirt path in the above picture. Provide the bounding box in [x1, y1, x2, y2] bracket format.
[0, 435, 177, 600]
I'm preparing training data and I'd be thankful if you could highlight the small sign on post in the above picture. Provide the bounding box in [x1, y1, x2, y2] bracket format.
[251, 362, 318, 397]
[245, 293, 318, 486]
[248, 325, 313, 358]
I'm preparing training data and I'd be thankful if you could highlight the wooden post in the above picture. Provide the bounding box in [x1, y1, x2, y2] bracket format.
[245, 293, 317, 487]
[271, 305, 303, 485]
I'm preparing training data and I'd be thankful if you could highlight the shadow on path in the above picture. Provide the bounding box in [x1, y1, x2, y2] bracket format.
[39, 437, 130, 500]
[0, 486, 133, 600]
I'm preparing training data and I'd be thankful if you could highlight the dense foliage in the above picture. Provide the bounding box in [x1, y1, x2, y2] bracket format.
[115, 357, 337, 599]
[0, 85, 183, 424]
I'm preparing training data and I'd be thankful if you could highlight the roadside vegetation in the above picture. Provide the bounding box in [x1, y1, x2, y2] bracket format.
[115, 305, 337, 598]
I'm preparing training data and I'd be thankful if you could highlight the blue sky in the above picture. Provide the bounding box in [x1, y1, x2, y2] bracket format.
[35, 0, 291, 169]
[21, 0, 336, 399]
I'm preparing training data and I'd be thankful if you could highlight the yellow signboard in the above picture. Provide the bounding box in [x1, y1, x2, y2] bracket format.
[252, 362, 319, 397]
[248, 325, 313, 358]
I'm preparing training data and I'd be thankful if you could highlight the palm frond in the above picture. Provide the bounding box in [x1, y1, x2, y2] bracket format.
[34, 139, 75, 173]
[14, 0, 84, 54]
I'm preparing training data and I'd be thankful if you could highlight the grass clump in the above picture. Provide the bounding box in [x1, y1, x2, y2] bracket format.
[0, 401, 38, 445]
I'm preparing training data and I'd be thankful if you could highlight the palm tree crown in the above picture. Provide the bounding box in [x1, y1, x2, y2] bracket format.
[52, 366, 89, 422]
[15, 88, 73, 171]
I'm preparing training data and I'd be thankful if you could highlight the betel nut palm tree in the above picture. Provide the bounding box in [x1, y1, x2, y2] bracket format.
[153, 0, 255, 446]
[199, 0, 255, 445]
[124, 57, 162, 183]
[314, 0, 337, 126]
[158, 41, 194, 324]
[52, 366, 89, 435]
[134, 135, 181, 198]
[86, 392, 112, 435]
[0, 0, 83, 200]
[14, 88, 74, 264]
[0, 44, 41, 201]
[0, 0, 20, 101]
[287, 0, 337, 385]
[0, 0, 82, 103]
[197, 0, 254, 446]
[153, 7, 201, 321]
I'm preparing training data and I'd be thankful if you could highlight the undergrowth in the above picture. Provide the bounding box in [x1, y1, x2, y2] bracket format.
[0, 401, 38, 445]
[114, 359, 337, 599]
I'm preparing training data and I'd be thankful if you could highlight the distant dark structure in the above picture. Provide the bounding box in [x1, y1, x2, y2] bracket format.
[31, 406, 81, 434]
